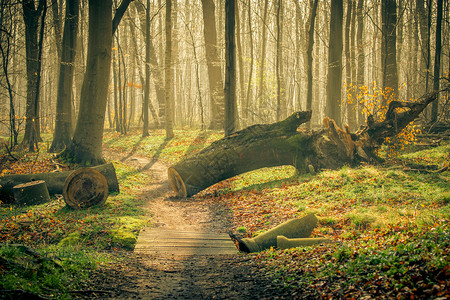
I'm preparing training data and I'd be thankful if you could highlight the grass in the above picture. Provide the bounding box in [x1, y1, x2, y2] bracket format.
[0, 135, 154, 297]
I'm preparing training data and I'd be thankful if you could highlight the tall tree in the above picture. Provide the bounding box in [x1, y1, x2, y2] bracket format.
[244, 0, 253, 125]
[257, 0, 269, 118]
[381, 0, 398, 102]
[224, 0, 236, 136]
[235, 0, 244, 128]
[416, 0, 431, 92]
[431, 0, 443, 122]
[21, 0, 47, 151]
[0, 1, 19, 148]
[142, 0, 151, 137]
[50, 0, 62, 59]
[306, 0, 319, 128]
[49, 0, 79, 152]
[165, 0, 174, 139]
[201, 0, 224, 130]
[326, 0, 344, 126]
[345, 0, 356, 129]
[356, 0, 364, 126]
[275, 0, 284, 121]
[60, 0, 132, 164]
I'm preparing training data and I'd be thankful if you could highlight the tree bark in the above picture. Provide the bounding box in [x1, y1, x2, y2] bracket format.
[165, 0, 174, 139]
[224, 0, 236, 136]
[21, 0, 46, 151]
[49, 0, 79, 153]
[431, 0, 443, 123]
[201, 0, 225, 130]
[306, 0, 319, 126]
[0, 163, 119, 203]
[356, 0, 364, 127]
[257, 0, 269, 120]
[326, 0, 343, 126]
[168, 91, 441, 198]
[381, 0, 398, 101]
[60, 0, 112, 165]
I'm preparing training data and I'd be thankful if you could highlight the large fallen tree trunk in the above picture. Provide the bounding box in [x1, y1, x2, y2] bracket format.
[169, 91, 440, 197]
[0, 163, 119, 203]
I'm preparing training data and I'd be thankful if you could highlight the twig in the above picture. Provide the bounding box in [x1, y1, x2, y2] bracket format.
[3, 143, 18, 161]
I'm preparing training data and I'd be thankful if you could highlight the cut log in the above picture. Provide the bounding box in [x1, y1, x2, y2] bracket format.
[63, 168, 108, 209]
[169, 91, 440, 197]
[13, 180, 50, 206]
[0, 162, 119, 203]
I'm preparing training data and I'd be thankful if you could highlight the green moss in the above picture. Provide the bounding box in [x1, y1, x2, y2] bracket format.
[111, 229, 137, 250]
[57, 232, 81, 247]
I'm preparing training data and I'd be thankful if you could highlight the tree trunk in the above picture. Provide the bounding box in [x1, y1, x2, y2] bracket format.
[348, 0, 357, 130]
[201, 0, 224, 130]
[235, 0, 244, 129]
[142, 0, 151, 136]
[168, 91, 441, 198]
[431, 0, 443, 123]
[224, 0, 236, 136]
[165, 0, 174, 139]
[0, 163, 119, 203]
[306, 0, 319, 127]
[59, 0, 131, 165]
[257, 0, 269, 120]
[50, 0, 62, 59]
[21, 0, 46, 151]
[244, 0, 253, 126]
[326, 0, 343, 126]
[381, 0, 398, 101]
[356, 0, 364, 127]
[275, 0, 284, 122]
[49, 0, 79, 153]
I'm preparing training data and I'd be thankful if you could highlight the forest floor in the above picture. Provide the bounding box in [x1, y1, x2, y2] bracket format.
[92, 147, 284, 299]
[0, 129, 449, 299]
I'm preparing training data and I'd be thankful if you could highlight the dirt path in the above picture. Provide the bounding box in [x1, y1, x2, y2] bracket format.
[93, 152, 284, 299]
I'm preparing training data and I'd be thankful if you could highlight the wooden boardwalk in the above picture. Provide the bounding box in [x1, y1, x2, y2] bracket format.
[134, 228, 238, 256]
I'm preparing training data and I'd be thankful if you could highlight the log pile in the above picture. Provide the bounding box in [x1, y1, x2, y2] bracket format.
[0, 163, 119, 203]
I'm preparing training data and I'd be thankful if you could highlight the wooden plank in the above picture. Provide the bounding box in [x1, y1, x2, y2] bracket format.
[134, 228, 238, 256]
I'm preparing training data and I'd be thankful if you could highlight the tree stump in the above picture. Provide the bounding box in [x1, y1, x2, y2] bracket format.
[13, 180, 50, 206]
[63, 168, 108, 209]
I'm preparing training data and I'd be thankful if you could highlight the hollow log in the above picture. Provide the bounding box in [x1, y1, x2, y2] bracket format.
[169, 91, 440, 197]
[63, 168, 108, 209]
[13, 180, 50, 206]
[0, 162, 119, 203]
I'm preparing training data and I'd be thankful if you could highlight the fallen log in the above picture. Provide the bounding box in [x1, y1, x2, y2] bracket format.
[63, 168, 108, 209]
[0, 162, 119, 203]
[169, 91, 440, 197]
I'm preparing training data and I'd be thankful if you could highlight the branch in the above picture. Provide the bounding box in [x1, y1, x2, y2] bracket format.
[365, 91, 439, 145]
[112, 0, 134, 36]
